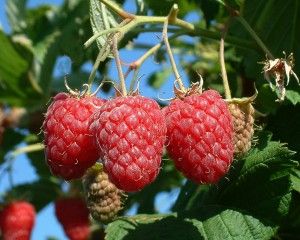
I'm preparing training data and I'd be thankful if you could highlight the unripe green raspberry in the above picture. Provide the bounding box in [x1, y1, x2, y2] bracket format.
[82, 164, 124, 223]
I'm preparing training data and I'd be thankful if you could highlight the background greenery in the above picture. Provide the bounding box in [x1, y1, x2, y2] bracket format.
[1, 0, 300, 239]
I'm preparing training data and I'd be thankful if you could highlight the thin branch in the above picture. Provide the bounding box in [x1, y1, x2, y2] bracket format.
[124, 31, 185, 82]
[99, 0, 134, 19]
[112, 34, 127, 96]
[236, 16, 274, 59]
[88, 4, 257, 55]
[162, 14, 185, 92]
[84, 27, 119, 48]
[87, 37, 112, 90]
[12, 143, 44, 156]
[219, 17, 232, 99]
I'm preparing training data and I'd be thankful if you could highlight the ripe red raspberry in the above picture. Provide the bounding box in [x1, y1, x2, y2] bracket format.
[55, 197, 90, 240]
[90, 95, 166, 192]
[43, 93, 105, 180]
[0, 201, 36, 240]
[164, 89, 234, 184]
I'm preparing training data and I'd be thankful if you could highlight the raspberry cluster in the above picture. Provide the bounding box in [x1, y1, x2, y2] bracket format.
[43, 89, 236, 189]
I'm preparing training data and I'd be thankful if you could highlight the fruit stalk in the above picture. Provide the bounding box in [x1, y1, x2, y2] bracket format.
[236, 16, 274, 59]
[219, 17, 232, 99]
[87, 38, 112, 91]
[162, 5, 186, 92]
[112, 34, 127, 96]
[12, 143, 44, 156]
[87, 1, 257, 55]
[98, 0, 134, 19]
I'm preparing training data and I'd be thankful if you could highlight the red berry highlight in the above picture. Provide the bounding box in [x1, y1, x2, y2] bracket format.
[43, 93, 105, 180]
[55, 197, 90, 240]
[90, 95, 166, 192]
[0, 201, 36, 240]
[164, 90, 234, 184]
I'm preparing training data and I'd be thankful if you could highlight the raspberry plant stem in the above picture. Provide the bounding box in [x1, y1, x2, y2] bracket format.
[99, 0, 134, 19]
[84, 19, 131, 48]
[93, 0, 272, 95]
[112, 34, 127, 96]
[163, 5, 186, 92]
[87, 37, 111, 91]
[12, 143, 44, 156]
[84, 27, 119, 48]
[88, 0, 259, 55]
[236, 16, 274, 59]
[219, 17, 232, 99]
[218, 1, 274, 59]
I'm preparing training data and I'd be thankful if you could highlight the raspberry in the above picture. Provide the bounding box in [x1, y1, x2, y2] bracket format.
[82, 165, 124, 223]
[90, 95, 166, 192]
[55, 197, 90, 240]
[43, 92, 105, 180]
[228, 100, 255, 156]
[0, 201, 36, 240]
[164, 89, 234, 184]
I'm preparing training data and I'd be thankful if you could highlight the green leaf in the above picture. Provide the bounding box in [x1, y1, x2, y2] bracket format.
[5, 0, 27, 32]
[285, 89, 300, 105]
[230, 0, 300, 83]
[266, 104, 300, 157]
[246, 0, 299, 56]
[7, 178, 61, 212]
[106, 214, 202, 240]
[0, 129, 25, 164]
[27, 150, 52, 178]
[0, 30, 29, 96]
[198, 0, 220, 27]
[255, 84, 278, 114]
[0, 30, 43, 107]
[194, 208, 275, 240]
[31, 1, 91, 98]
[291, 169, 300, 193]
[90, 0, 118, 52]
[25, 5, 55, 39]
[105, 209, 276, 240]
[34, 31, 60, 65]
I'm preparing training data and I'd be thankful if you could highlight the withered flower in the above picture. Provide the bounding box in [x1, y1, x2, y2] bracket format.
[262, 52, 299, 101]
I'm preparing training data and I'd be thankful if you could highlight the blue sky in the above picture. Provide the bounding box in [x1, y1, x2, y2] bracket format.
[0, 1, 199, 239]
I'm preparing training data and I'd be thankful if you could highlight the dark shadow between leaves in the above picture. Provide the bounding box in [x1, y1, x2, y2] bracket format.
[121, 215, 203, 240]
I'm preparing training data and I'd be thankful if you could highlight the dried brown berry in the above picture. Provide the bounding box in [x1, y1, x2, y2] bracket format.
[3, 107, 26, 128]
[82, 164, 124, 223]
[228, 96, 255, 157]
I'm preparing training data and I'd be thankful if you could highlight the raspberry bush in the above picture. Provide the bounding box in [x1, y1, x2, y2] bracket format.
[0, 0, 300, 239]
